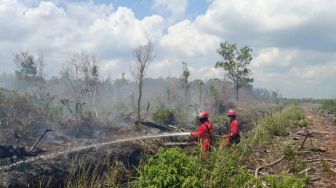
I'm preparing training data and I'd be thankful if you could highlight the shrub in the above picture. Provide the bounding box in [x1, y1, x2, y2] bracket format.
[211, 114, 229, 135]
[152, 106, 176, 124]
[174, 109, 190, 122]
[0, 89, 46, 133]
[134, 148, 202, 188]
[208, 149, 254, 187]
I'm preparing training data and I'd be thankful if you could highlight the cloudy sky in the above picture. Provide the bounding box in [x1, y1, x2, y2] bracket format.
[0, 0, 335, 98]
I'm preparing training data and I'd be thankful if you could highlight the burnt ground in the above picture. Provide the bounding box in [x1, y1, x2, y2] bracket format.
[0, 120, 191, 188]
[304, 107, 336, 187]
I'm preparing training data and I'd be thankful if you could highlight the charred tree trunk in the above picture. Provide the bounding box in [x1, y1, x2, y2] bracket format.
[137, 78, 143, 122]
[236, 67, 239, 101]
[91, 88, 98, 118]
[199, 87, 202, 105]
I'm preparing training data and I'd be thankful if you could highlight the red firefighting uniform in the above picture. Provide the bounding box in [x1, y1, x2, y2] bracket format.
[192, 120, 214, 160]
[226, 119, 239, 146]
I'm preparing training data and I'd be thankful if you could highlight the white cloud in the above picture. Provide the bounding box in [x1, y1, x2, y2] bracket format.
[251, 47, 336, 97]
[252, 48, 299, 69]
[0, 1, 163, 78]
[65, 1, 114, 26]
[289, 61, 336, 80]
[152, 0, 188, 24]
[160, 20, 220, 58]
[88, 7, 164, 54]
[196, 0, 330, 33]
[147, 59, 175, 78]
[0, 0, 336, 98]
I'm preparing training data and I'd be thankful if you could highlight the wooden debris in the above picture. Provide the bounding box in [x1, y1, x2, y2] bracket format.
[331, 168, 336, 174]
[136, 121, 173, 131]
[295, 130, 331, 136]
[304, 158, 336, 163]
[163, 142, 194, 147]
[311, 130, 332, 134]
[299, 130, 311, 150]
[298, 167, 311, 174]
[255, 155, 285, 178]
[310, 147, 327, 152]
[310, 176, 321, 181]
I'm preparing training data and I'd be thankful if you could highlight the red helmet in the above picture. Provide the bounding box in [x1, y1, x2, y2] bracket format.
[198, 111, 209, 118]
[228, 109, 237, 116]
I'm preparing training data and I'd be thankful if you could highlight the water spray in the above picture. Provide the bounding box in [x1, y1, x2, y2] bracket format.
[0, 132, 191, 171]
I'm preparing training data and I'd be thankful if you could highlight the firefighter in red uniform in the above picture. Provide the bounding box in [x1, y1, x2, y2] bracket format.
[226, 109, 240, 147]
[191, 111, 214, 160]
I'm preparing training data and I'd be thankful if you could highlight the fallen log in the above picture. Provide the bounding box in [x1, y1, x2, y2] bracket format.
[295, 130, 331, 136]
[0, 145, 41, 160]
[311, 130, 333, 134]
[310, 147, 327, 152]
[0, 129, 51, 160]
[29, 129, 52, 152]
[310, 176, 321, 181]
[136, 121, 172, 132]
[255, 155, 285, 178]
[304, 158, 336, 163]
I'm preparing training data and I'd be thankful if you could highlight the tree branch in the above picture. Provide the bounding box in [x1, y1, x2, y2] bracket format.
[255, 155, 285, 178]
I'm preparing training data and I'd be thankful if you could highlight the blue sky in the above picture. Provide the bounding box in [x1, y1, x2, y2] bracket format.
[1, 0, 336, 98]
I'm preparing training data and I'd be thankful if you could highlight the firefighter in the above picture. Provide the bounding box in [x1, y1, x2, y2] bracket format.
[226, 109, 240, 147]
[191, 111, 214, 160]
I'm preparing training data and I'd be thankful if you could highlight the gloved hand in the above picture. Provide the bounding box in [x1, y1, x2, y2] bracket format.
[190, 133, 197, 141]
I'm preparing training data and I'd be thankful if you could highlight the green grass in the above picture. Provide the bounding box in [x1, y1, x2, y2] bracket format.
[250, 106, 308, 145]
[320, 99, 336, 114]
[64, 154, 119, 188]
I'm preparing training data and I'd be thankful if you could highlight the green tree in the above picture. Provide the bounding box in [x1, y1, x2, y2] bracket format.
[215, 42, 253, 101]
[14, 50, 37, 79]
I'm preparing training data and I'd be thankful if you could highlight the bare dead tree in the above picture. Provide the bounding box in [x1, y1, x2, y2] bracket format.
[181, 62, 191, 106]
[198, 80, 204, 105]
[133, 39, 154, 121]
[60, 51, 100, 119]
[85, 56, 101, 118]
[37, 51, 44, 79]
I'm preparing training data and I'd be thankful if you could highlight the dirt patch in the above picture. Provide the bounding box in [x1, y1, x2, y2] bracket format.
[304, 107, 336, 188]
